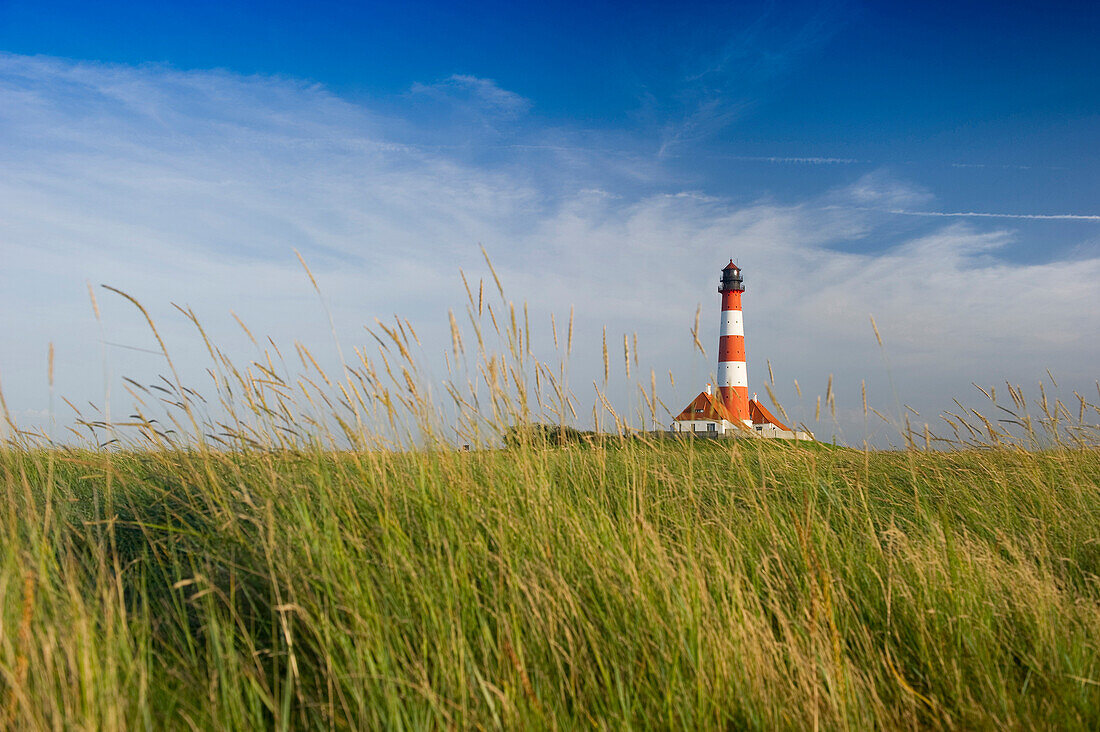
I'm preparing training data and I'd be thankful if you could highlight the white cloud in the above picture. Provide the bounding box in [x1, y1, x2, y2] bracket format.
[409, 73, 532, 118]
[1, 53, 1097, 446]
[843, 171, 934, 208]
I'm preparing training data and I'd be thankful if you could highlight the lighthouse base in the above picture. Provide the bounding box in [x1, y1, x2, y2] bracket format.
[670, 391, 815, 440]
[669, 422, 814, 440]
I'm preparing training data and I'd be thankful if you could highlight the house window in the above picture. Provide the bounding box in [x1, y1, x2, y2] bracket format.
[707, 423, 716, 432]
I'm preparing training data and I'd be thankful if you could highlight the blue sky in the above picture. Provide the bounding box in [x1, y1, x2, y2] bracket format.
[1, 0, 1097, 444]
[5, 0, 1097, 215]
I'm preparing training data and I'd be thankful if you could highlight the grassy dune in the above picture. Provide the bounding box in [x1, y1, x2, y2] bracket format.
[2, 277, 1099, 728]
[2, 439, 1099, 729]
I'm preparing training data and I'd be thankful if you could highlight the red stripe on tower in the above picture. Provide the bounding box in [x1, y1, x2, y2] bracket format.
[717, 261, 750, 425]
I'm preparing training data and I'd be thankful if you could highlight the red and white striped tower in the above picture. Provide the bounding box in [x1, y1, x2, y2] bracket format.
[717, 261, 750, 426]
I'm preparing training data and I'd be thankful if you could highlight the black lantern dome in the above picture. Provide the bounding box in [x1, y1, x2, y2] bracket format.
[719, 260, 744, 293]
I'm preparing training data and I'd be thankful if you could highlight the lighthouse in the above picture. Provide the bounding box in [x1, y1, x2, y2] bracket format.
[717, 260, 750, 426]
[670, 260, 814, 439]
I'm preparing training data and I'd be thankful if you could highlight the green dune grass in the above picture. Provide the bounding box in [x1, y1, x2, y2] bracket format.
[2, 439, 1099, 729]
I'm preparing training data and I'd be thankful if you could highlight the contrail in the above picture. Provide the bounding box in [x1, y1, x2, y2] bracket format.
[884, 209, 1100, 221]
[825, 205, 1100, 221]
[726, 155, 866, 164]
[713, 155, 1065, 170]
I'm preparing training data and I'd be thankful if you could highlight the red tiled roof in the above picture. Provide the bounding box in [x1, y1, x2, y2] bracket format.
[673, 391, 733, 422]
[748, 399, 790, 431]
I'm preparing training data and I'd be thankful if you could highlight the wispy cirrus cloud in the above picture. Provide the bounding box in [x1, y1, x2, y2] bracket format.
[410, 73, 531, 115]
[656, 3, 847, 156]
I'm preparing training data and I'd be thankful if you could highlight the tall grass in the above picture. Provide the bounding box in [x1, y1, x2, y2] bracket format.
[1, 269, 1098, 729]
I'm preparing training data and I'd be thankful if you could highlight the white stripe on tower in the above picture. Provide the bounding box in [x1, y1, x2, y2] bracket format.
[717, 362, 747, 387]
[720, 310, 744, 336]
[717, 261, 750, 425]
